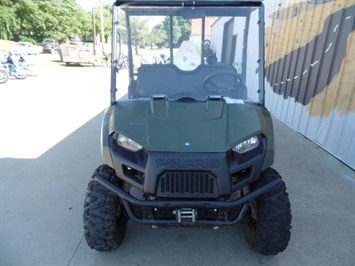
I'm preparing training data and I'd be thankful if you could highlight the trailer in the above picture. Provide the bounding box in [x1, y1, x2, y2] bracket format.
[59, 43, 98, 66]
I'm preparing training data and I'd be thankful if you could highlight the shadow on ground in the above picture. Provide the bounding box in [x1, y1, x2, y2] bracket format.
[1, 113, 354, 266]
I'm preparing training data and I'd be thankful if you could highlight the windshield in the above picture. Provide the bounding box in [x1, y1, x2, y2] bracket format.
[112, 3, 264, 104]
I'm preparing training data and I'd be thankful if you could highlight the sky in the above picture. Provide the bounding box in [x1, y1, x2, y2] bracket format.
[75, 0, 164, 29]
[75, 0, 113, 11]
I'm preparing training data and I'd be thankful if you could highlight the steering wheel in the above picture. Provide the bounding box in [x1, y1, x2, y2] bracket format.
[203, 70, 246, 96]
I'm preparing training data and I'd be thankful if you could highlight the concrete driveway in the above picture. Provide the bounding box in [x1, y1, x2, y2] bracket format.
[0, 55, 354, 265]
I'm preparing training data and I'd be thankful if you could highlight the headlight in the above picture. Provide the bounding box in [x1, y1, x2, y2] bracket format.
[233, 136, 259, 154]
[116, 134, 143, 151]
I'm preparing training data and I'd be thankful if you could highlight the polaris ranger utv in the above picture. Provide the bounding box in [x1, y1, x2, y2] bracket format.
[83, 0, 292, 255]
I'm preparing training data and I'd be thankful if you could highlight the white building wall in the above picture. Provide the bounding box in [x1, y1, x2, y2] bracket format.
[263, 0, 355, 169]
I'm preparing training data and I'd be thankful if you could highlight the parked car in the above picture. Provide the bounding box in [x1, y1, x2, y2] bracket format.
[40, 39, 60, 54]
[10, 42, 42, 55]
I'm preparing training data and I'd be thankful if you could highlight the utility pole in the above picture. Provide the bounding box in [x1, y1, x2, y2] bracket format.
[99, 0, 105, 55]
[92, 6, 96, 55]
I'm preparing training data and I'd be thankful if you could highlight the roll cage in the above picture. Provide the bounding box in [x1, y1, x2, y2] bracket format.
[110, 0, 265, 105]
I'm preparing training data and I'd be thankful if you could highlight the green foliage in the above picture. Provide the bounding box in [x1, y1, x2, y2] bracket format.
[1, 1, 192, 49]
[90, 4, 112, 42]
[161, 16, 191, 47]
[177, 17, 192, 45]
[132, 16, 191, 50]
[0, 5, 18, 40]
[1, 0, 92, 43]
[129, 17, 150, 54]
[0, 0, 12, 5]
[150, 24, 167, 48]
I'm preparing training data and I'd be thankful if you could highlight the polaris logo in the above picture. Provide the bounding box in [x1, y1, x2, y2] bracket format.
[156, 159, 219, 169]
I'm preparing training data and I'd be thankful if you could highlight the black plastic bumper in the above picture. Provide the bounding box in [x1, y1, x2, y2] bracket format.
[93, 173, 281, 226]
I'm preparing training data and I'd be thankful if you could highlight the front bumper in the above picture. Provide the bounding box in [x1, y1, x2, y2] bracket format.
[101, 135, 274, 226]
[94, 173, 280, 226]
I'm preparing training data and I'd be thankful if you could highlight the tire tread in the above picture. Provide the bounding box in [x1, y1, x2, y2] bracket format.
[246, 168, 292, 255]
[83, 165, 127, 251]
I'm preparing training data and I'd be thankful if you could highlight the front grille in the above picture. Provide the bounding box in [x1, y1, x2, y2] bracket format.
[157, 171, 218, 198]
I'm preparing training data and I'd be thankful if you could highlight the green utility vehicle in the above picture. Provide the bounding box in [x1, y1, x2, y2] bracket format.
[83, 0, 292, 255]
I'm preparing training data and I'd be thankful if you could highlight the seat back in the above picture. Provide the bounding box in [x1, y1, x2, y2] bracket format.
[134, 64, 239, 100]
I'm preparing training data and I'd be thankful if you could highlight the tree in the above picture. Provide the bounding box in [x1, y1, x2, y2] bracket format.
[162, 16, 191, 47]
[149, 24, 167, 48]
[11, 0, 41, 42]
[35, 0, 91, 42]
[129, 17, 149, 54]
[2, 0, 91, 43]
[0, 1, 18, 40]
[90, 4, 112, 43]
[177, 17, 191, 46]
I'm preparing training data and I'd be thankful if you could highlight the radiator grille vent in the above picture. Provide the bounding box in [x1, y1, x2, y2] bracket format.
[158, 172, 217, 198]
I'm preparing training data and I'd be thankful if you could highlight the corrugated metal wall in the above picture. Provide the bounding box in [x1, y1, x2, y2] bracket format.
[263, 0, 355, 169]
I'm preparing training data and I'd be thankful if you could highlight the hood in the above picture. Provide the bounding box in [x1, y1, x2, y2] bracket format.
[109, 97, 265, 153]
